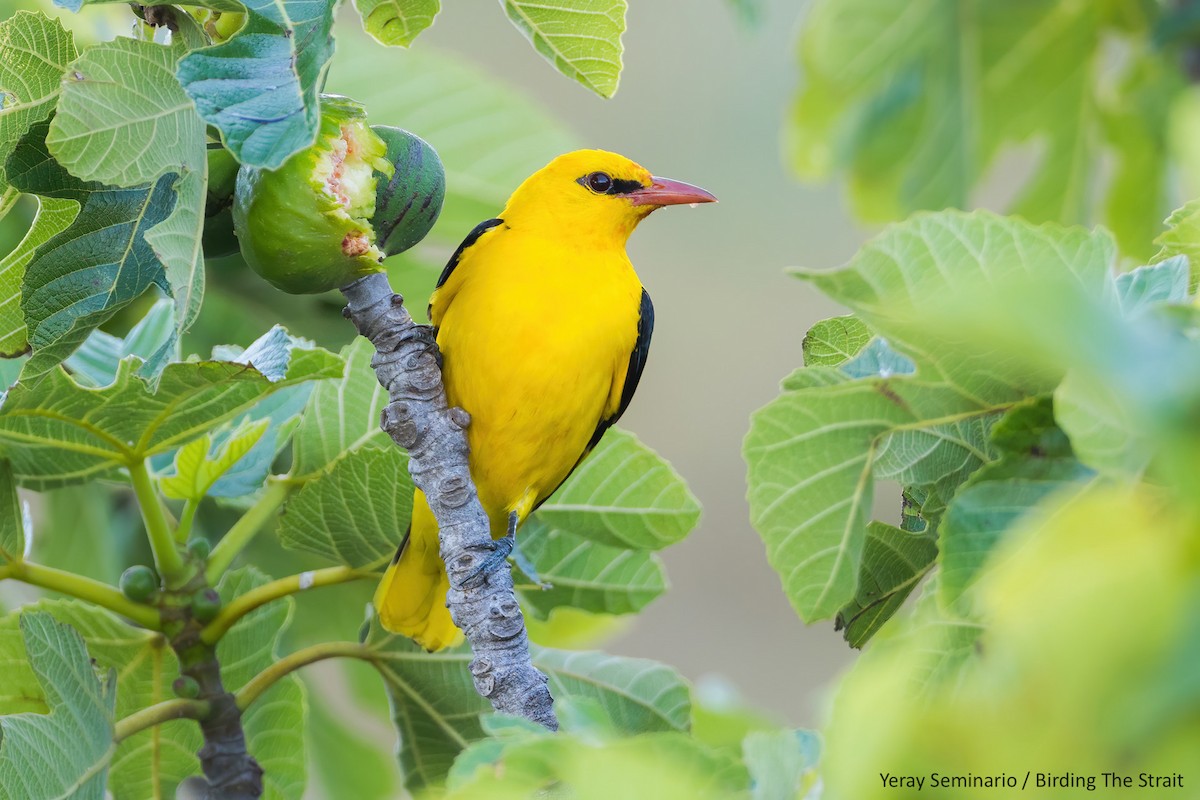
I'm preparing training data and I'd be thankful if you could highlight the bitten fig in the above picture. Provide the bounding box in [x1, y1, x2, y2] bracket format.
[119, 565, 158, 602]
[232, 95, 395, 294]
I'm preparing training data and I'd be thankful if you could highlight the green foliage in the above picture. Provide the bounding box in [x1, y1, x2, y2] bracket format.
[0, 612, 116, 800]
[0, 12, 76, 187]
[176, 0, 336, 170]
[787, 0, 1185, 256]
[0, 326, 340, 488]
[354, 0, 439, 47]
[0, 2, 793, 797]
[502, 0, 627, 98]
[0, 461, 25, 567]
[364, 622, 693, 792]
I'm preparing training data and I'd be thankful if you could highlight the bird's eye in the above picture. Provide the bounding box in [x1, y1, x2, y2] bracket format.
[586, 172, 613, 193]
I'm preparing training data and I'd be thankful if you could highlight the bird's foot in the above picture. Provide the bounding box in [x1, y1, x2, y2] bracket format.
[461, 533, 515, 588]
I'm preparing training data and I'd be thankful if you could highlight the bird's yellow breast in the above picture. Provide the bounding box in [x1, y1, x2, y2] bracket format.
[431, 223, 643, 535]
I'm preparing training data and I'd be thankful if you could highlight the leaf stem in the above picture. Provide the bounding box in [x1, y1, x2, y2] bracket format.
[200, 565, 372, 644]
[235, 641, 373, 711]
[1, 561, 160, 628]
[176, 498, 199, 544]
[114, 698, 210, 742]
[205, 479, 291, 584]
[129, 460, 186, 587]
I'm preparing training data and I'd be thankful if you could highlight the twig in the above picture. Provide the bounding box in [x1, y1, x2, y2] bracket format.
[1, 560, 160, 629]
[341, 272, 557, 730]
[199, 565, 372, 644]
[115, 698, 210, 742]
[235, 641, 373, 711]
[129, 460, 187, 587]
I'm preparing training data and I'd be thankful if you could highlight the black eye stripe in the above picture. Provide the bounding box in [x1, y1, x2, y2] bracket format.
[577, 173, 646, 195]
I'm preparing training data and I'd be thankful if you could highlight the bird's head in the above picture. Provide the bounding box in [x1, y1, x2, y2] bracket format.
[500, 149, 716, 246]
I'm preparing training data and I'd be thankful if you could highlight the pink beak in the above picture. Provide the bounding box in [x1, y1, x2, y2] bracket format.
[628, 176, 718, 207]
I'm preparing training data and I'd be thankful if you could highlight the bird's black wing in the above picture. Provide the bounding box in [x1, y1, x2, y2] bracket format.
[588, 287, 654, 450]
[428, 217, 503, 322]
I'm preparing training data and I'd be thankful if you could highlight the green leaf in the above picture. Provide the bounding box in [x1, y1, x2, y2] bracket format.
[177, 0, 337, 169]
[802, 315, 871, 367]
[834, 521, 937, 648]
[0, 12, 77, 187]
[278, 446, 411, 567]
[939, 454, 1093, 614]
[6, 120, 176, 381]
[0, 461, 25, 566]
[502, 0, 626, 98]
[745, 369, 996, 622]
[514, 517, 667, 619]
[1155, 199, 1200, 291]
[1115, 257, 1191, 317]
[354, 0, 438, 46]
[367, 626, 690, 791]
[742, 729, 821, 800]
[446, 730, 747, 800]
[64, 298, 178, 387]
[0, 601, 196, 800]
[797, 211, 1116, 400]
[291, 338, 390, 479]
[533, 428, 701, 551]
[787, 0, 1179, 245]
[325, 37, 577, 242]
[160, 418, 269, 500]
[44, 37, 207, 344]
[216, 567, 307, 800]
[0, 326, 341, 488]
[0, 612, 116, 800]
[47, 38, 205, 187]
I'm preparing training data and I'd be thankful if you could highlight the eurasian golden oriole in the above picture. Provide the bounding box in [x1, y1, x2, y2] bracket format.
[374, 149, 716, 650]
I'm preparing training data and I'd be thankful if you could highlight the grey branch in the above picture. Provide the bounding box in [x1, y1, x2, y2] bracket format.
[341, 271, 558, 730]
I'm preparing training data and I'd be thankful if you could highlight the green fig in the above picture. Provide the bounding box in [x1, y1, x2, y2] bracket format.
[233, 95, 395, 294]
[370, 126, 445, 257]
[119, 565, 158, 602]
[190, 588, 222, 622]
[187, 538, 212, 560]
[203, 145, 241, 258]
[173, 676, 201, 699]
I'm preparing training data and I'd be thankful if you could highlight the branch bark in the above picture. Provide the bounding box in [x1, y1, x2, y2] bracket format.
[341, 272, 558, 730]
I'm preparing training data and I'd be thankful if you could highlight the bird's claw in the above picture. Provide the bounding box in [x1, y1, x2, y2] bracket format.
[461, 533, 516, 588]
[511, 543, 553, 591]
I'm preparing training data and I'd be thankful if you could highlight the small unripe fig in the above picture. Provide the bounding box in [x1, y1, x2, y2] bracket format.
[173, 676, 201, 699]
[187, 538, 212, 561]
[233, 95, 396, 294]
[190, 588, 222, 622]
[119, 565, 158, 602]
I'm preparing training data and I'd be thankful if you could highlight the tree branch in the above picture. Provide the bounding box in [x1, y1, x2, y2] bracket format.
[114, 698, 210, 742]
[341, 272, 558, 730]
[1, 560, 160, 629]
[235, 640, 372, 711]
[199, 565, 372, 644]
[129, 460, 187, 588]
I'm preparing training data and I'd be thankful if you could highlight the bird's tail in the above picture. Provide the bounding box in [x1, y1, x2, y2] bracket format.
[373, 493, 463, 651]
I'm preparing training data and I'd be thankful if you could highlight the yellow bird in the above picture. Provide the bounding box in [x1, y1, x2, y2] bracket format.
[374, 149, 716, 650]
